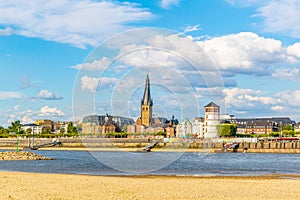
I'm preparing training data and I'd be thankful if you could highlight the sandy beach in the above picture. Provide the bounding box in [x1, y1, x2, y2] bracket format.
[1, 172, 300, 200]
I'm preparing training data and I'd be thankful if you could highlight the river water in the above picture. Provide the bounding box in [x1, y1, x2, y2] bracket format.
[1, 150, 300, 176]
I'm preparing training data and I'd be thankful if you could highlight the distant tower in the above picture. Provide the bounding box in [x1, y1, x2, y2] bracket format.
[204, 102, 220, 138]
[141, 74, 153, 127]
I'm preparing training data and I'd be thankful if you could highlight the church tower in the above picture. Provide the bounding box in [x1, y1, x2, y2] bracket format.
[141, 74, 153, 127]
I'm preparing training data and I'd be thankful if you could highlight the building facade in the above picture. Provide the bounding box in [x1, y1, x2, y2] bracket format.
[176, 118, 192, 138]
[36, 119, 53, 132]
[81, 114, 134, 135]
[232, 117, 295, 135]
[191, 117, 205, 138]
[21, 123, 43, 134]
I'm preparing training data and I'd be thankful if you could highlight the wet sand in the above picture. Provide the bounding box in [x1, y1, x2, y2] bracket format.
[0, 172, 300, 200]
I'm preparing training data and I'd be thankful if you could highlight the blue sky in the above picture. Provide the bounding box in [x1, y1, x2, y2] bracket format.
[1, 0, 300, 127]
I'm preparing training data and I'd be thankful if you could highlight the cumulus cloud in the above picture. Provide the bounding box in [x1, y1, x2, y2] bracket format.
[81, 76, 100, 93]
[287, 43, 300, 62]
[21, 115, 34, 124]
[223, 88, 280, 109]
[198, 32, 285, 75]
[70, 57, 111, 71]
[161, 0, 180, 9]
[275, 90, 300, 107]
[0, 27, 12, 36]
[73, 31, 300, 87]
[271, 105, 284, 112]
[34, 90, 63, 100]
[1, 105, 66, 127]
[81, 76, 118, 93]
[39, 106, 65, 117]
[0, 1, 152, 48]
[0, 91, 22, 100]
[272, 67, 300, 81]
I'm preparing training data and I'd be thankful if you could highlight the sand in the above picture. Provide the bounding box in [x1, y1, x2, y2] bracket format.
[0, 172, 300, 200]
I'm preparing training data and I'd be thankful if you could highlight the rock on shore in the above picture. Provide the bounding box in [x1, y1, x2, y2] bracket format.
[1, 151, 54, 160]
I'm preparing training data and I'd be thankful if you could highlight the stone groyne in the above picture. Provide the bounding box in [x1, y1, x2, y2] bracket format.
[1, 151, 54, 160]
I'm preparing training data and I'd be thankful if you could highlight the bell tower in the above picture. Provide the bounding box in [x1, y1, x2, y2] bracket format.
[141, 74, 153, 127]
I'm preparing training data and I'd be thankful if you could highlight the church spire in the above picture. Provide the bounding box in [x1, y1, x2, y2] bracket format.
[142, 73, 153, 106]
[141, 73, 153, 127]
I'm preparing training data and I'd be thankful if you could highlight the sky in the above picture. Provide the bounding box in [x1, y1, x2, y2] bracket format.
[1, 0, 300, 127]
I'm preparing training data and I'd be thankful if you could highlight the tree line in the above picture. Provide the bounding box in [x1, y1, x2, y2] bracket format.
[0, 120, 78, 138]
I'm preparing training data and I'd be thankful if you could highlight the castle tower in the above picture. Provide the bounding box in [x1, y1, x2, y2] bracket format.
[204, 102, 220, 138]
[141, 74, 153, 127]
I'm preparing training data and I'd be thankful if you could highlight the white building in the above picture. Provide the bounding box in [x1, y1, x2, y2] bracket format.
[191, 117, 205, 138]
[21, 124, 43, 134]
[204, 102, 220, 138]
[176, 118, 192, 138]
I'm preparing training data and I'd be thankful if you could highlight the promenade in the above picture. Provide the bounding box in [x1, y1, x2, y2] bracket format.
[1, 138, 300, 153]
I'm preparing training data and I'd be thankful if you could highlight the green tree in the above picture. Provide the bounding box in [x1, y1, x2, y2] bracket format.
[0, 126, 9, 137]
[60, 127, 65, 135]
[282, 125, 293, 131]
[67, 122, 78, 134]
[0, 126, 4, 134]
[8, 120, 21, 133]
[217, 124, 237, 137]
[281, 125, 295, 136]
[26, 128, 32, 134]
[42, 126, 52, 134]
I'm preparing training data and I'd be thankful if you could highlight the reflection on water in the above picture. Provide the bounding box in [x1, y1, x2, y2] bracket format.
[1, 150, 300, 176]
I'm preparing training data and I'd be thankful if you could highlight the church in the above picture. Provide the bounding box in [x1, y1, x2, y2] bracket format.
[127, 74, 177, 137]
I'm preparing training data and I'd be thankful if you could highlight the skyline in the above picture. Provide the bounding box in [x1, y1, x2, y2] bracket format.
[1, 0, 300, 127]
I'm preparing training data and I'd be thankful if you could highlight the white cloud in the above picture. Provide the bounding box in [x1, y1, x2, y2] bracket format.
[1, 105, 66, 127]
[161, 0, 180, 9]
[73, 31, 300, 84]
[39, 106, 65, 117]
[223, 88, 280, 109]
[0, 27, 12, 36]
[198, 32, 285, 75]
[275, 90, 300, 107]
[21, 115, 34, 124]
[271, 105, 284, 112]
[228, 0, 300, 38]
[80, 76, 118, 93]
[35, 89, 62, 100]
[182, 24, 201, 34]
[81, 76, 100, 93]
[70, 57, 111, 71]
[0, 91, 22, 100]
[272, 67, 300, 81]
[0, 1, 152, 48]
[287, 43, 300, 62]
[256, 0, 300, 38]
[13, 105, 20, 111]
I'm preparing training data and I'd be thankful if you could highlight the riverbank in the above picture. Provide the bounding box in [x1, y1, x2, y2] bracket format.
[0, 172, 299, 200]
[2, 146, 300, 154]
[2, 137, 300, 153]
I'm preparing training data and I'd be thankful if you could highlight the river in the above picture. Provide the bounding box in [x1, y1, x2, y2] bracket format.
[1, 150, 300, 176]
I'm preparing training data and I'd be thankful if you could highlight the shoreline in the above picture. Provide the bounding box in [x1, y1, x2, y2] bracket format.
[1, 171, 300, 200]
[2, 146, 300, 154]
